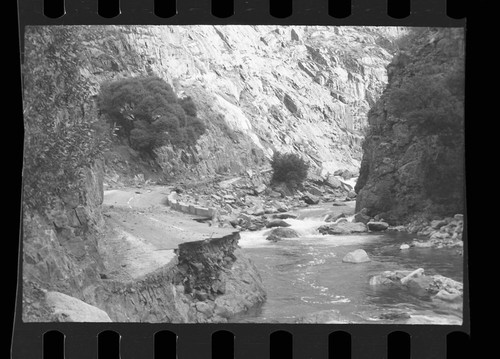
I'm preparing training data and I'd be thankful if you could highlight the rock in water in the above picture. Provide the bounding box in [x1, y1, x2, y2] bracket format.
[367, 221, 389, 231]
[405, 276, 434, 297]
[45, 291, 112, 322]
[400, 268, 425, 285]
[342, 249, 371, 263]
[353, 211, 371, 224]
[266, 227, 299, 241]
[266, 220, 291, 228]
[266, 234, 282, 242]
[318, 222, 367, 235]
[268, 227, 299, 238]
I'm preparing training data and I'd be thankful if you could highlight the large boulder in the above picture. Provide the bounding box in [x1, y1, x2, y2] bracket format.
[318, 221, 367, 235]
[325, 176, 342, 189]
[342, 249, 371, 263]
[266, 227, 299, 242]
[266, 220, 291, 228]
[268, 227, 299, 238]
[367, 221, 389, 231]
[45, 291, 112, 322]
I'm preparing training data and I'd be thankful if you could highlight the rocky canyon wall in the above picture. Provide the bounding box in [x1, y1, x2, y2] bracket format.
[24, 25, 403, 183]
[355, 28, 465, 224]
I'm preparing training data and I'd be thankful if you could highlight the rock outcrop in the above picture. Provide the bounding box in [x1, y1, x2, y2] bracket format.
[24, 25, 403, 186]
[355, 28, 465, 224]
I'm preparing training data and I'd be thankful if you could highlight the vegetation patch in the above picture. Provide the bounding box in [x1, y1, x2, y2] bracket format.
[98, 76, 206, 155]
[270, 152, 309, 189]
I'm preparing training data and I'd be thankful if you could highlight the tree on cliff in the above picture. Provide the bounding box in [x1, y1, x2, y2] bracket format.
[98, 76, 206, 155]
[270, 152, 309, 188]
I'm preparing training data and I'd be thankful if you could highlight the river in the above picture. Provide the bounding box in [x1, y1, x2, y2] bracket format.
[232, 203, 463, 324]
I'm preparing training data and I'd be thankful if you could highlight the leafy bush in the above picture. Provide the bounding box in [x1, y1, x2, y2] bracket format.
[270, 152, 309, 188]
[98, 76, 206, 154]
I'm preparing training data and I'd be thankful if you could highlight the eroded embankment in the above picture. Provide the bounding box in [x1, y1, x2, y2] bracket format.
[87, 231, 266, 323]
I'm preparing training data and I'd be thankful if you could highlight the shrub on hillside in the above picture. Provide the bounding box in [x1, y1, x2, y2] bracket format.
[270, 152, 309, 188]
[98, 76, 206, 155]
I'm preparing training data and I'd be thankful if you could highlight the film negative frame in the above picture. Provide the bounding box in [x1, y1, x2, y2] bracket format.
[13, 1, 470, 358]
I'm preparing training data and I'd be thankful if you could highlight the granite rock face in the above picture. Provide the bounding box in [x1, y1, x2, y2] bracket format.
[24, 25, 403, 183]
[355, 28, 465, 224]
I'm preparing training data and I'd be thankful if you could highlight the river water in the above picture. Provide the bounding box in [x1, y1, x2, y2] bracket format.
[233, 203, 463, 324]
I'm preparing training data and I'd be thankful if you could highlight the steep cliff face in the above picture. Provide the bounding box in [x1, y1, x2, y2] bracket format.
[355, 28, 465, 224]
[22, 161, 106, 321]
[24, 25, 402, 182]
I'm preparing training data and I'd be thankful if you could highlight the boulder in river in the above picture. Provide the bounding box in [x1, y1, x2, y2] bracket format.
[273, 213, 297, 219]
[268, 227, 299, 238]
[342, 249, 371, 263]
[400, 268, 425, 285]
[318, 221, 367, 235]
[266, 220, 291, 228]
[266, 234, 282, 242]
[367, 221, 389, 231]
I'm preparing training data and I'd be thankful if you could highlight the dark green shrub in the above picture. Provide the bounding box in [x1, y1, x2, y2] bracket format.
[271, 152, 309, 187]
[98, 76, 206, 154]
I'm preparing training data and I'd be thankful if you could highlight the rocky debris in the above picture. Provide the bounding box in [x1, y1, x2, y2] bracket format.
[367, 221, 389, 231]
[318, 221, 367, 235]
[325, 175, 342, 189]
[342, 249, 371, 263]
[266, 220, 291, 228]
[369, 269, 463, 302]
[388, 214, 464, 250]
[45, 291, 112, 322]
[302, 194, 320, 205]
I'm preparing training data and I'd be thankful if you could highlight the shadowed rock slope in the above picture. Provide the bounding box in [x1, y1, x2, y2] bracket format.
[355, 28, 465, 224]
